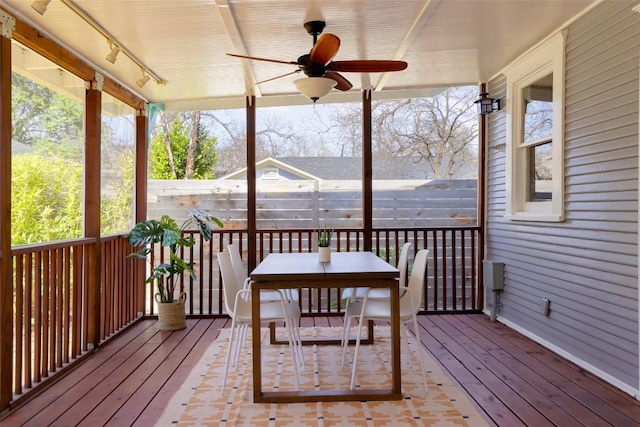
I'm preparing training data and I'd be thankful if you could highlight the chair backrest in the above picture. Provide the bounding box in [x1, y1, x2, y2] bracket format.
[397, 242, 412, 287]
[218, 250, 240, 316]
[227, 243, 247, 289]
[405, 249, 429, 314]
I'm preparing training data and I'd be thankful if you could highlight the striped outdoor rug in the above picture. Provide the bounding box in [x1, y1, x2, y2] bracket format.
[155, 326, 490, 426]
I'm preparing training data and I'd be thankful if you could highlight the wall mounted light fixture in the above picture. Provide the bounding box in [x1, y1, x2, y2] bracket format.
[475, 92, 500, 115]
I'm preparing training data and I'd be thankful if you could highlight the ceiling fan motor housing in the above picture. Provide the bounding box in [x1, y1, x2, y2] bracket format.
[297, 54, 327, 77]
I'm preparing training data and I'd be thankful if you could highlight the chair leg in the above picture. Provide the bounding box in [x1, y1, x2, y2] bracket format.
[412, 313, 429, 392]
[400, 324, 411, 363]
[284, 321, 301, 390]
[221, 318, 238, 393]
[293, 321, 305, 368]
[349, 316, 366, 389]
[341, 315, 353, 368]
[340, 300, 351, 346]
[232, 323, 247, 368]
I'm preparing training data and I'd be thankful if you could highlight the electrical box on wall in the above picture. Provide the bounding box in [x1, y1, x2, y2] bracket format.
[483, 260, 504, 291]
[542, 297, 551, 316]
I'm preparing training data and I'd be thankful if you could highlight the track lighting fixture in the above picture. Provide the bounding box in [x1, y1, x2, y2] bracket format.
[136, 70, 150, 88]
[31, 0, 52, 15]
[33, 0, 166, 89]
[105, 41, 120, 64]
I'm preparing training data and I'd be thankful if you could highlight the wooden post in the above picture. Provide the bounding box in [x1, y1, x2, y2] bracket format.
[477, 83, 487, 309]
[0, 11, 15, 411]
[85, 75, 102, 350]
[247, 96, 257, 271]
[362, 89, 373, 252]
[135, 108, 149, 316]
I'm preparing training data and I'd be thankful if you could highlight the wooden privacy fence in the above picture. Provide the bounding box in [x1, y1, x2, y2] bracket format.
[147, 179, 478, 229]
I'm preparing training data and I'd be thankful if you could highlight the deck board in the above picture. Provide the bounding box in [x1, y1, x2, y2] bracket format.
[1, 314, 639, 426]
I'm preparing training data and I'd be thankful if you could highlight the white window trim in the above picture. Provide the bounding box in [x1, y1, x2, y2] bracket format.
[504, 31, 566, 222]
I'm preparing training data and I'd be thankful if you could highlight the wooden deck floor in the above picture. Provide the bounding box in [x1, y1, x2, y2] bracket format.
[1, 314, 639, 426]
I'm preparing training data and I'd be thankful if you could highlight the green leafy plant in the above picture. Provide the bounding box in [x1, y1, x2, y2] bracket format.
[316, 224, 334, 248]
[127, 209, 223, 303]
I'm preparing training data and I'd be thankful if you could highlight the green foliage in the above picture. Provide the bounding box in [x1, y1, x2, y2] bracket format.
[11, 150, 136, 245]
[149, 116, 218, 179]
[127, 210, 224, 303]
[101, 152, 135, 235]
[11, 152, 83, 245]
[10, 71, 135, 244]
[12, 72, 84, 151]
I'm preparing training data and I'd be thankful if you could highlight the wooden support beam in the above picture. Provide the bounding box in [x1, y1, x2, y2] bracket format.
[362, 89, 373, 252]
[84, 83, 101, 350]
[477, 83, 487, 309]
[135, 109, 149, 315]
[11, 13, 144, 110]
[247, 96, 257, 271]
[0, 18, 13, 411]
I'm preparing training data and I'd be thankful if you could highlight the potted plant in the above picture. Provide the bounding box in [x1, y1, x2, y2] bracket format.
[127, 209, 223, 330]
[316, 224, 333, 263]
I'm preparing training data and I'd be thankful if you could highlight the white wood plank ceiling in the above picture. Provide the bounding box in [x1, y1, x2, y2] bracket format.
[1, 0, 596, 111]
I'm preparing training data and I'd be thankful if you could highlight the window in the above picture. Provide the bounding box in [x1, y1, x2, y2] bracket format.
[505, 31, 565, 222]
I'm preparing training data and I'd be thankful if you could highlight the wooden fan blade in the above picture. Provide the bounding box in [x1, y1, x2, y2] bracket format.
[329, 60, 408, 73]
[255, 70, 300, 85]
[309, 34, 340, 66]
[226, 53, 298, 65]
[325, 71, 352, 91]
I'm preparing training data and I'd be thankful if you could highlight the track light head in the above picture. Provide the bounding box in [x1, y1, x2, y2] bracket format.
[105, 43, 120, 64]
[31, 0, 52, 15]
[136, 73, 151, 88]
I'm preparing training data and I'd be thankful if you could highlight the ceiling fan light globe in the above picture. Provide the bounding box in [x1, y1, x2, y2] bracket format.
[294, 77, 336, 102]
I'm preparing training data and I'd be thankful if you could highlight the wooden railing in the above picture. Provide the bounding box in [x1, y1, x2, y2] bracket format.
[7, 226, 481, 405]
[146, 227, 483, 317]
[10, 235, 140, 402]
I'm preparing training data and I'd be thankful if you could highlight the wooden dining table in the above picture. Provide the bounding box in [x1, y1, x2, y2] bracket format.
[250, 251, 401, 403]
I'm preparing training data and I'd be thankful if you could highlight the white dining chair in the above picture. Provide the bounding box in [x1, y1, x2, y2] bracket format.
[218, 250, 302, 393]
[342, 248, 429, 390]
[226, 243, 304, 367]
[227, 243, 300, 304]
[340, 242, 412, 345]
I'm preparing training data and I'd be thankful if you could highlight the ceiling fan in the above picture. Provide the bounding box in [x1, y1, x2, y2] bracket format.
[227, 20, 408, 102]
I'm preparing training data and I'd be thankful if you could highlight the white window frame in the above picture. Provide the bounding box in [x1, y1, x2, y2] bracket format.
[504, 31, 566, 222]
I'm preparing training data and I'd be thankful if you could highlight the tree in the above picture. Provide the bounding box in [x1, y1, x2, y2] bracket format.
[318, 87, 479, 178]
[378, 87, 479, 179]
[12, 72, 84, 152]
[11, 70, 136, 243]
[149, 113, 218, 179]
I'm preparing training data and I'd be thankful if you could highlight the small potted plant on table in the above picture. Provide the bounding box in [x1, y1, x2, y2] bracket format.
[127, 209, 223, 330]
[316, 224, 333, 263]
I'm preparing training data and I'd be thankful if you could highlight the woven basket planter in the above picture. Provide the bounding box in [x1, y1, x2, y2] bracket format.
[155, 292, 187, 330]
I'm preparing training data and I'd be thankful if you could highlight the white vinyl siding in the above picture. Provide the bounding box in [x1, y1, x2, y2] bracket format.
[485, 0, 639, 394]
